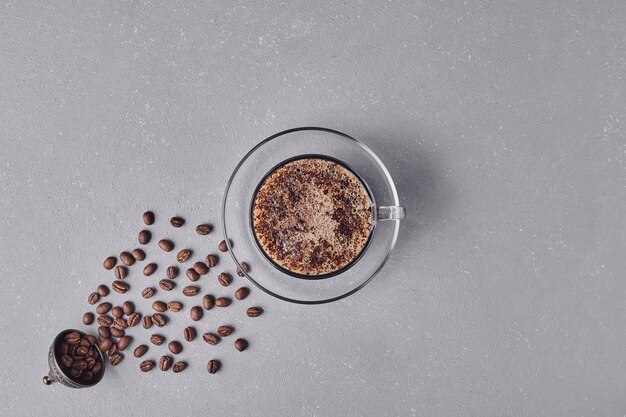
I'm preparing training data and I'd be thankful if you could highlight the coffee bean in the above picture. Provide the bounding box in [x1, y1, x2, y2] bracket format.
[88, 292, 100, 305]
[183, 326, 196, 342]
[142, 315, 153, 329]
[142, 287, 155, 299]
[76, 346, 89, 356]
[159, 355, 172, 371]
[85, 335, 97, 346]
[247, 307, 263, 317]
[113, 318, 128, 330]
[193, 261, 209, 275]
[183, 285, 199, 297]
[150, 334, 165, 345]
[97, 315, 113, 326]
[237, 262, 250, 277]
[217, 325, 233, 337]
[140, 359, 155, 372]
[186, 268, 200, 282]
[72, 360, 88, 370]
[81, 370, 93, 382]
[177, 249, 191, 263]
[103, 256, 117, 270]
[134, 344, 148, 358]
[170, 216, 185, 228]
[127, 312, 141, 327]
[107, 344, 118, 356]
[202, 333, 219, 345]
[114, 266, 128, 280]
[96, 302, 112, 315]
[234, 287, 250, 300]
[196, 223, 212, 235]
[207, 359, 220, 374]
[112, 280, 129, 294]
[65, 331, 82, 345]
[143, 211, 155, 225]
[122, 301, 135, 315]
[167, 301, 182, 313]
[132, 248, 146, 261]
[91, 362, 102, 375]
[166, 266, 179, 279]
[98, 326, 111, 339]
[80, 338, 91, 348]
[205, 254, 218, 267]
[168, 341, 182, 354]
[138, 230, 152, 245]
[218, 272, 232, 287]
[109, 353, 123, 366]
[152, 313, 167, 327]
[70, 368, 83, 378]
[60, 354, 73, 368]
[218, 240, 229, 252]
[234, 338, 248, 352]
[120, 251, 135, 266]
[83, 312, 95, 325]
[190, 306, 203, 321]
[99, 338, 113, 352]
[85, 355, 96, 368]
[143, 263, 157, 276]
[159, 279, 175, 291]
[118, 335, 132, 351]
[96, 284, 109, 297]
[172, 361, 187, 373]
[158, 239, 174, 252]
[110, 327, 125, 338]
[56, 342, 69, 356]
[215, 297, 231, 307]
[111, 306, 124, 319]
[152, 301, 167, 312]
[202, 294, 215, 310]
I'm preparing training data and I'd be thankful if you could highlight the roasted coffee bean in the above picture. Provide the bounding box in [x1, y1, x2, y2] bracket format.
[152, 301, 167, 312]
[170, 216, 185, 228]
[150, 334, 165, 346]
[68, 344, 79, 355]
[72, 360, 88, 370]
[120, 251, 135, 266]
[193, 261, 209, 275]
[142, 287, 155, 299]
[98, 338, 113, 352]
[159, 279, 175, 291]
[56, 342, 69, 356]
[167, 301, 182, 313]
[138, 229, 151, 245]
[234, 287, 250, 300]
[96, 284, 110, 297]
[218, 240, 229, 252]
[205, 254, 218, 267]
[247, 306, 263, 317]
[140, 359, 155, 372]
[108, 344, 118, 356]
[70, 368, 83, 378]
[88, 292, 100, 305]
[84, 335, 97, 346]
[110, 327, 125, 338]
[143, 211, 155, 225]
[98, 326, 111, 339]
[132, 248, 146, 261]
[109, 353, 123, 366]
[172, 361, 187, 373]
[159, 355, 172, 371]
[196, 224, 212, 235]
[152, 313, 167, 327]
[81, 370, 93, 381]
[215, 297, 231, 307]
[217, 326, 233, 337]
[142, 315, 153, 329]
[96, 302, 112, 315]
[202, 294, 214, 310]
[186, 268, 200, 282]
[113, 318, 128, 330]
[97, 315, 113, 326]
[80, 338, 91, 348]
[111, 306, 124, 319]
[114, 266, 128, 280]
[158, 239, 174, 252]
[85, 356, 96, 368]
[168, 341, 182, 354]
[183, 326, 196, 342]
[83, 312, 95, 325]
[127, 312, 141, 327]
[202, 333, 219, 346]
[143, 263, 157, 276]
[91, 362, 102, 375]
[134, 344, 148, 358]
[190, 306, 203, 321]
[122, 301, 135, 315]
[207, 359, 220, 374]
[218, 272, 232, 287]
[103, 256, 117, 270]
[183, 285, 199, 297]
[234, 338, 248, 352]
[60, 354, 73, 368]
[166, 266, 179, 279]
[76, 346, 89, 356]
[237, 262, 250, 277]
[177, 249, 191, 263]
[118, 335, 132, 351]
[112, 280, 129, 294]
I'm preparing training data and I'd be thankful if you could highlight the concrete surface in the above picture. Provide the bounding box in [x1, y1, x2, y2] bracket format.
[1, 1, 625, 416]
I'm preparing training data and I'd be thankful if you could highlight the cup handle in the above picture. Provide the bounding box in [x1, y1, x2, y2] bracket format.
[377, 206, 405, 221]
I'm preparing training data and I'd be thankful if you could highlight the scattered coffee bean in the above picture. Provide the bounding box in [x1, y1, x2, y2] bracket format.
[152, 313, 167, 327]
[217, 326, 233, 337]
[167, 301, 182, 312]
[120, 251, 135, 266]
[202, 294, 215, 310]
[114, 266, 128, 280]
[247, 307, 263, 317]
[97, 315, 113, 326]
[196, 224, 212, 235]
[127, 312, 141, 327]
[218, 240, 229, 252]
[99, 338, 113, 352]
[142, 315, 153, 329]
[234, 287, 250, 300]
[143, 211, 155, 225]
[177, 249, 192, 263]
[111, 306, 124, 319]
[96, 302, 112, 315]
[140, 359, 155, 372]
[118, 335, 132, 351]
[186, 268, 200, 282]
[207, 359, 220, 374]
[138, 230, 151, 245]
[193, 261, 209, 275]
[96, 284, 110, 297]
[237, 262, 250, 277]
[113, 318, 128, 330]
[142, 287, 155, 299]
[150, 334, 165, 346]
[108, 343, 119, 356]
[168, 341, 183, 354]
[190, 306, 203, 321]
[234, 338, 248, 352]
[152, 301, 167, 312]
[110, 327, 125, 338]
[143, 263, 157, 276]
[158, 239, 175, 252]
[98, 326, 111, 339]
[183, 326, 196, 342]
[172, 361, 187, 373]
[183, 286, 199, 296]
[160, 355, 172, 371]
[134, 344, 148, 358]
[122, 301, 135, 315]
[215, 297, 231, 307]
[218, 272, 232, 287]
[205, 254, 218, 267]
[170, 216, 185, 228]
[202, 333, 219, 346]
[88, 292, 100, 305]
[83, 312, 95, 325]
[103, 256, 117, 270]
[109, 353, 123, 366]
[112, 280, 129, 294]
[166, 266, 179, 279]
[132, 248, 146, 261]
[159, 279, 175, 291]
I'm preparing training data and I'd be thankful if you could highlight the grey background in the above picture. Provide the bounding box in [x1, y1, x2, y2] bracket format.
[1, 1, 625, 416]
